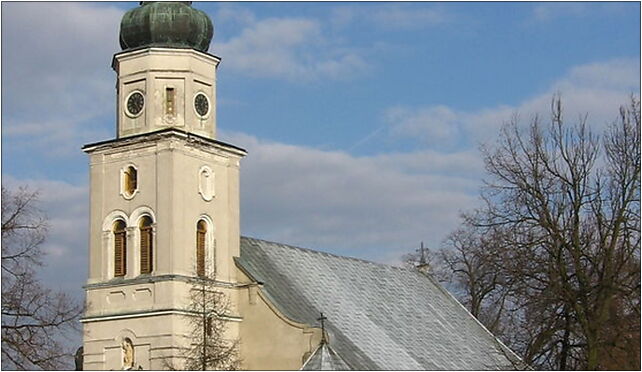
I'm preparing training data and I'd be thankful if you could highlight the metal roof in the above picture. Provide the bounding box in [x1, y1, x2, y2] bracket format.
[302, 342, 352, 370]
[237, 237, 520, 370]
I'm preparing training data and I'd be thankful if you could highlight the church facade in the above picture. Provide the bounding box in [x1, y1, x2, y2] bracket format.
[81, 2, 520, 370]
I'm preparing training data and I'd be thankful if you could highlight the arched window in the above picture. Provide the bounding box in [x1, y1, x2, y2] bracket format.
[114, 220, 127, 277]
[122, 337, 134, 370]
[196, 220, 207, 277]
[139, 216, 153, 274]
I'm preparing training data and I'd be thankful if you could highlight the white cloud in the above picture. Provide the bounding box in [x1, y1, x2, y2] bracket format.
[530, 2, 632, 23]
[329, 7, 357, 29]
[215, 4, 257, 27]
[2, 2, 123, 154]
[329, 4, 452, 31]
[214, 17, 369, 81]
[222, 131, 481, 263]
[2, 2, 122, 108]
[559, 59, 640, 92]
[371, 5, 451, 30]
[531, 3, 589, 22]
[2, 176, 89, 294]
[384, 58, 640, 148]
[385, 105, 462, 146]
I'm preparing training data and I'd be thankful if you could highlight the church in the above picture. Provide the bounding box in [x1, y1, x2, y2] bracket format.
[81, 2, 521, 370]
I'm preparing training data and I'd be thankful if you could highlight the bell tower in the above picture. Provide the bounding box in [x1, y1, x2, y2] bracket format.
[81, 2, 246, 369]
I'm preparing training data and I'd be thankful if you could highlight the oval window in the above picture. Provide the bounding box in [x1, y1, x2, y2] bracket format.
[122, 166, 138, 198]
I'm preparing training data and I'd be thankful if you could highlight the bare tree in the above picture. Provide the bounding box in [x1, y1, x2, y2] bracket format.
[182, 278, 239, 371]
[403, 231, 516, 339]
[1, 186, 82, 370]
[440, 222, 516, 337]
[161, 274, 239, 370]
[426, 96, 640, 370]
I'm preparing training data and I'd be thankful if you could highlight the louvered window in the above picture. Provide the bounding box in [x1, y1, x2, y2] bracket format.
[196, 220, 207, 277]
[166, 87, 175, 116]
[114, 220, 127, 277]
[140, 216, 153, 274]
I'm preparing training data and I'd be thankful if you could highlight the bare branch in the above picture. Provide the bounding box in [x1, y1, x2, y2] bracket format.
[422, 96, 641, 370]
[1, 186, 82, 370]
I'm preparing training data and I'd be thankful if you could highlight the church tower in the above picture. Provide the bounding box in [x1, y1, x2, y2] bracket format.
[81, 2, 246, 369]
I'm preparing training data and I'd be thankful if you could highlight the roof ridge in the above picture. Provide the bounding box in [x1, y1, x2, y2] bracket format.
[240, 235, 414, 273]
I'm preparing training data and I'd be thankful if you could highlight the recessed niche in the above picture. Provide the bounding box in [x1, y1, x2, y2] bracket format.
[198, 166, 214, 201]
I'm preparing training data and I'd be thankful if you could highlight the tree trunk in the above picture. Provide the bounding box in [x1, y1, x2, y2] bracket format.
[559, 309, 570, 370]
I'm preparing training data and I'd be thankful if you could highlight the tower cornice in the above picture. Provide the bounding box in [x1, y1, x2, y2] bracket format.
[111, 47, 221, 72]
[82, 127, 247, 158]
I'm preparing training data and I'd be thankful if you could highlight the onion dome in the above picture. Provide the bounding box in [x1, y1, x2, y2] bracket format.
[119, 1, 213, 52]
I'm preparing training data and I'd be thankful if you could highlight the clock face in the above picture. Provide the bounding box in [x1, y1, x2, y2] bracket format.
[126, 91, 144, 117]
[194, 93, 209, 117]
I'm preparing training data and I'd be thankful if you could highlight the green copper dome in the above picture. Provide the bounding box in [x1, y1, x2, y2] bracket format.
[119, 1, 213, 52]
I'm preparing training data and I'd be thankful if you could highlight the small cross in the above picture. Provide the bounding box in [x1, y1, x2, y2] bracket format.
[317, 312, 327, 343]
[419, 241, 426, 265]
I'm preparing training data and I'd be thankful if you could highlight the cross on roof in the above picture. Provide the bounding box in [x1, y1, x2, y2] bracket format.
[317, 312, 327, 343]
[419, 241, 426, 265]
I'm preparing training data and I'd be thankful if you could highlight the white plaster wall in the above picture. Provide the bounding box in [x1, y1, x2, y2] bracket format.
[85, 135, 243, 284]
[83, 311, 241, 370]
[84, 133, 245, 370]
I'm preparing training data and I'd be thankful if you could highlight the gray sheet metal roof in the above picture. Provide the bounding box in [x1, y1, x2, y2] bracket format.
[237, 237, 520, 370]
[301, 342, 352, 370]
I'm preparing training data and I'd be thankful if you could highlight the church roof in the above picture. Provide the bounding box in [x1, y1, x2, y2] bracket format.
[237, 237, 521, 370]
[301, 342, 352, 370]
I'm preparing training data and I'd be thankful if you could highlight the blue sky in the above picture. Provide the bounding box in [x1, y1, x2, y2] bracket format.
[1, 1, 640, 302]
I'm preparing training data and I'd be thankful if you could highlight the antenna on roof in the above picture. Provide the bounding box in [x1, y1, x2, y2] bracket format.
[317, 312, 328, 344]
